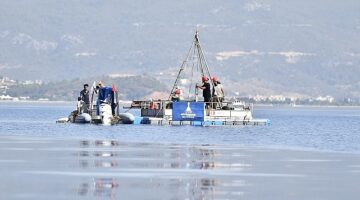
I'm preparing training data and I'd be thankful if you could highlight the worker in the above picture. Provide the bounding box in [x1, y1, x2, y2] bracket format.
[171, 87, 182, 102]
[197, 76, 211, 108]
[98, 81, 104, 91]
[80, 83, 90, 113]
[77, 96, 84, 114]
[96, 81, 105, 115]
[212, 76, 225, 108]
[149, 98, 159, 109]
[71, 97, 83, 122]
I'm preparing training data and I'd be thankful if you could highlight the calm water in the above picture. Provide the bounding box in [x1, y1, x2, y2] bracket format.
[1, 102, 359, 152]
[0, 102, 360, 199]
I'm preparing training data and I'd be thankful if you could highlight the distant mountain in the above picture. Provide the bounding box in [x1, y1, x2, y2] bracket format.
[0, 0, 359, 98]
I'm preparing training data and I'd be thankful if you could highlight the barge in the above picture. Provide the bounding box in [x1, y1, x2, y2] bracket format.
[127, 31, 270, 126]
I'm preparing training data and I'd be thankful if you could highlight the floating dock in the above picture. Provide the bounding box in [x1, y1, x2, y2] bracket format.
[133, 117, 270, 126]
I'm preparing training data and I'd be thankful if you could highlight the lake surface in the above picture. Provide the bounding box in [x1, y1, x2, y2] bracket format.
[0, 102, 360, 199]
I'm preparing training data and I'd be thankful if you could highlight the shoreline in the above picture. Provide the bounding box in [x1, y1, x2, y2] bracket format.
[254, 103, 360, 108]
[1, 100, 360, 108]
[0, 100, 133, 104]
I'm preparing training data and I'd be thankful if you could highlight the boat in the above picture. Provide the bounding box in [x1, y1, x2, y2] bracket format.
[126, 31, 270, 126]
[57, 83, 134, 125]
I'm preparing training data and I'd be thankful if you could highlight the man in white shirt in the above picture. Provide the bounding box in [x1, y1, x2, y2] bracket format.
[212, 77, 225, 108]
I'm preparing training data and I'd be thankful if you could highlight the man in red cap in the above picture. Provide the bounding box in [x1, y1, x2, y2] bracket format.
[197, 76, 211, 107]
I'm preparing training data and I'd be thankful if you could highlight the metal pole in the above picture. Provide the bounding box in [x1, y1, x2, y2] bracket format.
[116, 91, 119, 116]
[196, 32, 221, 107]
[168, 38, 196, 100]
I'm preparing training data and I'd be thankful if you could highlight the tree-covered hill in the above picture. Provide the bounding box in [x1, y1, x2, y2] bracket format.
[7, 75, 169, 101]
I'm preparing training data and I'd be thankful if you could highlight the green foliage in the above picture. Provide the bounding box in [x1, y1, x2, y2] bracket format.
[7, 75, 169, 101]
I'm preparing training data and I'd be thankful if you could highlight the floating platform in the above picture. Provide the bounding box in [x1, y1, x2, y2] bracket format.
[133, 117, 270, 126]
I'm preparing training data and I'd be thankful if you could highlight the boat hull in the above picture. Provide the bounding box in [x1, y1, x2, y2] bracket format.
[74, 113, 92, 123]
[133, 116, 270, 126]
[119, 113, 135, 124]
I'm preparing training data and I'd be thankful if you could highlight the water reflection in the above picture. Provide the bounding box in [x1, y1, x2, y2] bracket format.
[76, 140, 249, 199]
[77, 178, 118, 198]
[94, 160, 118, 168]
[94, 178, 118, 198]
[95, 140, 119, 147]
[78, 140, 119, 170]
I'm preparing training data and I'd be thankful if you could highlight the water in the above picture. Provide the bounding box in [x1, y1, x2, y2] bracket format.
[1, 102, 360, 199]
[1, 102, 360, 152]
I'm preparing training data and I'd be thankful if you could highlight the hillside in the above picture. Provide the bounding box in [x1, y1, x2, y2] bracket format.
[0, 0, 359, 98]
[6, 75, 169, 101]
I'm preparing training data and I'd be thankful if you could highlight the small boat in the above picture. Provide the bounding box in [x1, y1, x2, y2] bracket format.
[126, 31, 270, 126]
[57, 84, 134, 125]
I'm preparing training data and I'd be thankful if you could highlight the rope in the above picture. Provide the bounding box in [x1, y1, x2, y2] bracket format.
[188, 51, 195, 100]
[168, 39, 195, 100]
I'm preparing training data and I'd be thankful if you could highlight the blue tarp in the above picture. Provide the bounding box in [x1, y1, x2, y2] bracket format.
[97, 87, 116, 115]
[98, 87, 114, 102]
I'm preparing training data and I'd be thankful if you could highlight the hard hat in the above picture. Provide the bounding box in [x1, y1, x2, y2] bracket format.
[175, 89, 181, 94]
[211, 76, 218, 82]
[202, 76, 209, 82]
